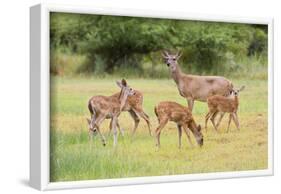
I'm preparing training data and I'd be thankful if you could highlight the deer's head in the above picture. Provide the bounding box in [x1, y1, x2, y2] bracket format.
[230, 85, 245, 97]
[86, 118, 97, 133]
[162, 51, 182, 72]
[116, 79, 135, 111]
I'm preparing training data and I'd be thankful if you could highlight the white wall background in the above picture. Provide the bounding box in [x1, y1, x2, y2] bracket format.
[0, 0, 279, 193]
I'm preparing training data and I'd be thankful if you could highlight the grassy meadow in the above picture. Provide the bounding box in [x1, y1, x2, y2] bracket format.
[50, 77, 268, 182]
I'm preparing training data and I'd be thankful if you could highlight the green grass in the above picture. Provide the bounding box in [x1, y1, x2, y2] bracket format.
[50, 77, 268, 182]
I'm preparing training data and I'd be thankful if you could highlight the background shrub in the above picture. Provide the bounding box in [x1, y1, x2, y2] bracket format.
[50, 12, 268, 79]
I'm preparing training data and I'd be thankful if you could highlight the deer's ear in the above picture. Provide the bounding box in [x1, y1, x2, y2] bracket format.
[239, 85, 245, 92]
[86, 118, 91, 125]
[162, 51, 169, 58]
[176, 51, 182, 59]
[116, 81, 122, 88]
[121, 79, 127, 87]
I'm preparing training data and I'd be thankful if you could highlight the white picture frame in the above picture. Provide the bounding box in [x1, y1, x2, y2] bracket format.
[30, 3, 274, 191]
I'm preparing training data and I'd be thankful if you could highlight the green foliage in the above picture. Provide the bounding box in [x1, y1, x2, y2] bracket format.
[50, 13, 268, 76]
[50, 12, 95, 53]
[50, 50, 86, 76]
[248, 28, 268, 56]
[80, 16, 171, 72]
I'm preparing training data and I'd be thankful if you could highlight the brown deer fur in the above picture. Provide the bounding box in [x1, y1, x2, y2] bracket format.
[154, 101, 203, 149]
[205, 86, 245, 132]
[87, 79, 135, 146]
[110, 90, 151, 136]
[162, 51, 233, 111]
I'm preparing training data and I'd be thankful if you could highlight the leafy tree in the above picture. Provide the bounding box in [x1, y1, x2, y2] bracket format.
[50, 13, 268, 75]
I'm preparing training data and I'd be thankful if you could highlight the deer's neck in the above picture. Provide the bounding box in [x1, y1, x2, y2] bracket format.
[187, 119, 200, 137]
[171, 65, 183, 85]
[188, 120, 197, 133]
[118, 89, 124, 102]
[234, 96, 239, 108]
[118, 89, 127, 111]
[118, 90, 126, 104]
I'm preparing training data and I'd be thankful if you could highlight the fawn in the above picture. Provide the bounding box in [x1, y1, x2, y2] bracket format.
[154, 101, 203, 149]
[87, 79, 135, 146]
[205, 86, 245, 132]
[110, 90, 151, 136]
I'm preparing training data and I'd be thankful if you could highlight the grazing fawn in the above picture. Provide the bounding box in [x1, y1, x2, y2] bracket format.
[87, 79, 135, 146]
[154, 101, 203, 149]
[110, 90, 151, 136]
[205, 86, 245, 132]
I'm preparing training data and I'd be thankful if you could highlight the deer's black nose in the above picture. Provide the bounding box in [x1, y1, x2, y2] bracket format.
[167, 63, 170, 66]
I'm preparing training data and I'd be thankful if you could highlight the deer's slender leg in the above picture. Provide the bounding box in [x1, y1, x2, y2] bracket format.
[111, 116, 118, 146]
[210, 111, 219, 132]
[232, 112, 240, 131]
[89, 114, 96, 130]
[128, 110, 140, 136]
[205, 112, 212, 132]
[89, 130, 94, 142]
[94, 115, 107, 146]
[108, 119, 113, 136]
[91, 112, 96, 120]
[89, 114, 96, 141]
[95, 127, 106, 146]
[177, 124, 182, 149]
[134, 108, 152, 136]
[183, 126, 193, 147]
[216, 112, 225, 128]
[109, 119, 124, 136]
[116, 120, 124, 136]
[187, 99, 194, 111]
[155, 118, 168, 149]
[226, 113, 233, 133]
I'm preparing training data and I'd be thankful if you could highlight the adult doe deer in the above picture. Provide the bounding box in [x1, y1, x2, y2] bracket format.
[162, 51, 233, 111]
[205, 86, 245, 132]
[154, 101, 203, 149]
[87, 79, 135, 146]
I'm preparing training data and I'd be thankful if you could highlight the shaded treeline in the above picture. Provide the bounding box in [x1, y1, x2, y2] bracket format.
[50, 12, 267, 77]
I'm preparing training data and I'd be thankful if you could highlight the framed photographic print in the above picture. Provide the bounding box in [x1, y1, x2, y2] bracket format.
[30, 3, 274, 191]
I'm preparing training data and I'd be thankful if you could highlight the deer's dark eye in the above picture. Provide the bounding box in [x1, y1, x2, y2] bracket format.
[173, 58, 176, 61]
